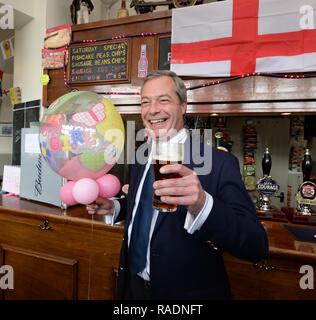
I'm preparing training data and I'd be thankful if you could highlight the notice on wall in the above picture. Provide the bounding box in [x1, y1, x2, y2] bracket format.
[2, 165, 21, 195]
[25, 133, 41, 154]
[67, 39, 130, 84]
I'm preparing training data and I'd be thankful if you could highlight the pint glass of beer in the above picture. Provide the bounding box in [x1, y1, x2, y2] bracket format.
[152, 142, 184, 212]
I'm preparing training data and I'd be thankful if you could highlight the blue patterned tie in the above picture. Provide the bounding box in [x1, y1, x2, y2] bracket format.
[129, 166, 154, 275]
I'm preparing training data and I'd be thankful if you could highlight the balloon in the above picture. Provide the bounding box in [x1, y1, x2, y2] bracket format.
[39, 91, 125, 181]
[97, 174, 121, 198]
[60, 181, 78, 206]
[58, 155, 114, 181]
[72, 178, 99, 205]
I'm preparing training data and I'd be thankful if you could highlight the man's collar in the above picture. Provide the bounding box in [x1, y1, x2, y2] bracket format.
[148, 128, 188, 145]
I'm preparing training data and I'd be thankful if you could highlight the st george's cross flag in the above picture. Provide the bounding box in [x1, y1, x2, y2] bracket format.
[171, 0, 316, 77]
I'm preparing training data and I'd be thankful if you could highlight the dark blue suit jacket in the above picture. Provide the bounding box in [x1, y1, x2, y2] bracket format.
[115, 141, 268, 300]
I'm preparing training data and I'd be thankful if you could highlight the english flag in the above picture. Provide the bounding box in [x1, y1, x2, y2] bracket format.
[171, 0, 316, 77]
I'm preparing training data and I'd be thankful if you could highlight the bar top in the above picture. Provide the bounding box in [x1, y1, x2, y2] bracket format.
[1, 195, 316, 259]
[0, 195, 123, 233]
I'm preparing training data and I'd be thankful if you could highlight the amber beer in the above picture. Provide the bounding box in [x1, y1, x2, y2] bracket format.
[152, 142, 184, 212]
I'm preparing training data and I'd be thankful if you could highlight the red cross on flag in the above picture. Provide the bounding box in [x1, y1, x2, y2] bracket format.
[171, 0, 316, 77]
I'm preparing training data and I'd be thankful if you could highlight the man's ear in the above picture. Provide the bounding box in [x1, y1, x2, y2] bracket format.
[181, 103, 187, 115]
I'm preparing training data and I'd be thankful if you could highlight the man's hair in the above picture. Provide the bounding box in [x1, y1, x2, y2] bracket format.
[141, 70, 187, 104]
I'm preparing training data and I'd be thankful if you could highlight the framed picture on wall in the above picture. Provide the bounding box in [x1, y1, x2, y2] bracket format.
[0, 123, 13, 136]
[158, 35, 171, 70]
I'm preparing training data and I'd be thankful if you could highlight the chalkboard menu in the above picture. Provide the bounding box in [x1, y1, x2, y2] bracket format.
[68, 39, 130, 84]
[158, 36, 171, 70]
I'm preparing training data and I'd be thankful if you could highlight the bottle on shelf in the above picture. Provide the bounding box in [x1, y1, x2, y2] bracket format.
[138, 44, 148, 78]
[117, 0, 129, 18]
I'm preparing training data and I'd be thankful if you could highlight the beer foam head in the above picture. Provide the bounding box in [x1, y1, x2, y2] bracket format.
[152, 142, 184, 162]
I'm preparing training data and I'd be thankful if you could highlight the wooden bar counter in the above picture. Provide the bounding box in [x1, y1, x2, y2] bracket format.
[0, 196, 123, 300]
[225, 219, 316, 299]
[1, 196, 316, 299]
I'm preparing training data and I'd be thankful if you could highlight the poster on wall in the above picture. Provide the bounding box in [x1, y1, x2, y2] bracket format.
[0, 122, 13, 137]
[0, 37, 14, 60]
[158, 36, 171, 70]
[9, 87, 22, 105]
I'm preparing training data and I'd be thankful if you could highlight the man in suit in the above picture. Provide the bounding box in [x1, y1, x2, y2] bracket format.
[87, 70, 269, 300]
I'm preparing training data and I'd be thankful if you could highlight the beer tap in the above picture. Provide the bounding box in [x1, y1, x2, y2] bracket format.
[262, 148, 271, 177]
[262, 148, 284, 202]
[302, 149, 312, 182]
[298, 149, 314, 215]
[256, 147, 280, 211]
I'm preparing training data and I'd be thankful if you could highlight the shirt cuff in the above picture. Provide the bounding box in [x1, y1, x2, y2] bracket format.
[184, 192, 214, 234]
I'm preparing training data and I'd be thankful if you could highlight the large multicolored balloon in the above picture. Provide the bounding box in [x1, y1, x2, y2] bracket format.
[39, 91, 125, 181]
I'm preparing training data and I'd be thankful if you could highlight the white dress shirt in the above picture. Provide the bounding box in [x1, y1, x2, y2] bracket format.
[112, 129, 214, 280]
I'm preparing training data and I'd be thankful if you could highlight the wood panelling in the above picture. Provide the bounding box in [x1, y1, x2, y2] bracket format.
[225, 253, 316, 300]
[1, 245, 78, 300]
[226, 220, 316, 299]
[186, 76, 316, 104]
[1, 196, 316, 299]
[71, 11, 171, 42]
[0, 196, 123, 300]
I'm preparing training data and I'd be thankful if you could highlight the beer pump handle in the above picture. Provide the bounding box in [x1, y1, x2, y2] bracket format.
[214, 131, 223, 149]
[302, 149, 312, 182]
[262, 147, 272, 176]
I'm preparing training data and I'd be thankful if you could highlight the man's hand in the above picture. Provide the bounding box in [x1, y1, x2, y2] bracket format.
[86, 197, 115, 215]
[153, 164, 206, 215]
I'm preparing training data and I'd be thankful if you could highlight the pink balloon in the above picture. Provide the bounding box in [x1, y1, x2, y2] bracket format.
[72, 178, 99, 205]
[60, 181, 78, 206]
[97, 174, 121, 198]
[58, 155, 114, 181]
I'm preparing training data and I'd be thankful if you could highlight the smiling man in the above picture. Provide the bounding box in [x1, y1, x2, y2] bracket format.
[87, 70, 268, 300]
[140, 73, 186, 140]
